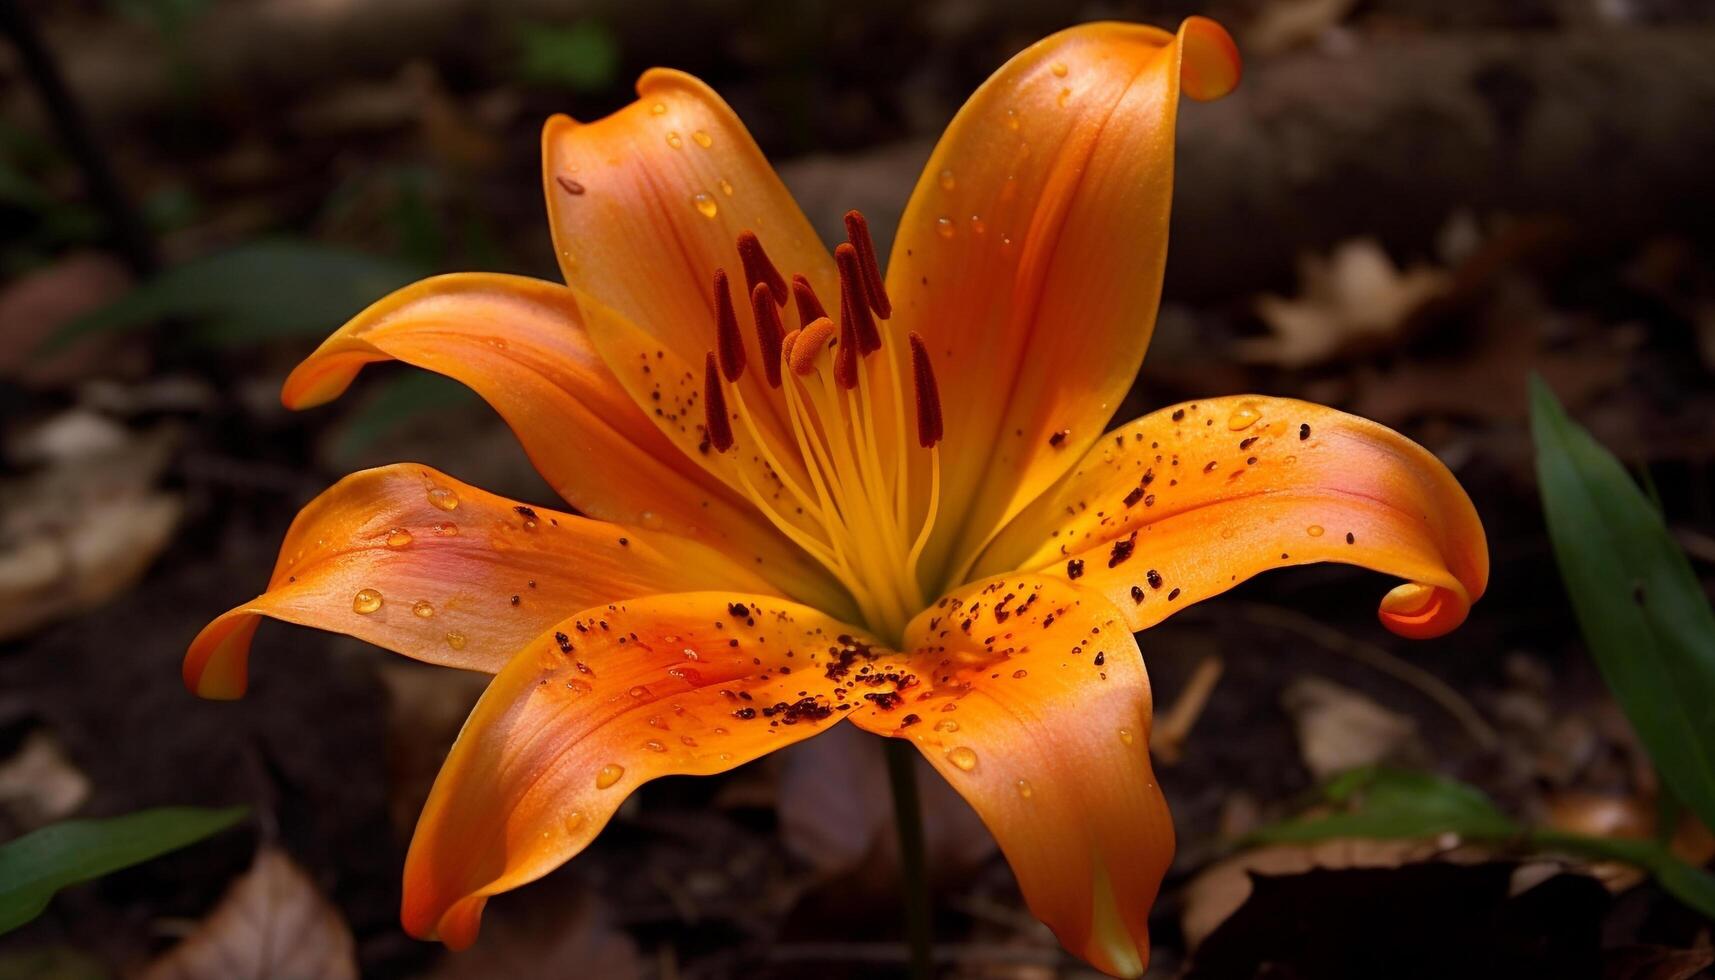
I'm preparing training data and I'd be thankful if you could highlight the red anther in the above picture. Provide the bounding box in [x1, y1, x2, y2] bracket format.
[834, 288, 859, 389]
[843, 210, 891, 319]
[712, 269, 746, 382]
[751, 282, 784, 388]
[791, 274, 826, 327]
[703, 352, 734, 453]
[736, 231, 787, 307]
[834, 243, 882, 355]
[908, 332, 943, 448]
[791, 318, 835, 375]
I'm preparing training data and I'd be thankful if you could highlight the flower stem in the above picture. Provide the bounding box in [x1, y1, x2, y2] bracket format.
[882, 737, 934, 979]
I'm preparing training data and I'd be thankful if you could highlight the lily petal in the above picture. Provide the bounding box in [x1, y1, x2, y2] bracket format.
[850, 575, 1172, 978]
[975, 396, 1489, 639]
[401, 593, 886, 948]
[542, 71, 839, 439]
[280, 272, 846, 609]
[184, 465, 778, 699]
[884, 18, 1242, 586]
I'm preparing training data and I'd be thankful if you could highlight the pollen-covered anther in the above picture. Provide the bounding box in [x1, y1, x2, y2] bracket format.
[791, 318, 835, 376]
[834, 286, 861, 389]
[791, 273, 827, 327]
[752, 282, 785, 388]
[834, 243, 882, 355]
[843, 210, 892, 319]
[702, 352, 734, 453]
[908, 331, 943, 448]
[712, 269, 745, 382]
[736, 230, 787, 307]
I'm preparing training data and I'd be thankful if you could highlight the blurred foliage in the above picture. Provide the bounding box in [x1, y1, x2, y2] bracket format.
[514, 19, 621, 92]
[1246, 767, 1715, 918]
[0, 806, 248, 935]
[46, 240, 424, 352]
[107, 0, 211, 37]
[1531, 376, 1715, 835]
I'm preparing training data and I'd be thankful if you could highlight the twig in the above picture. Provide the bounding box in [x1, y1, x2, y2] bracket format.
[1219, 601, 1500, 751]
[1151, 655, 1225, 765]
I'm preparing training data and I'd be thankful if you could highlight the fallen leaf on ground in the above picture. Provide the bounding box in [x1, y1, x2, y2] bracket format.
[1281, 677, 1420, 781]
[139, 848, 357, 980]
[0, 731, 90, 831]
[1246, 238, 1451, 369]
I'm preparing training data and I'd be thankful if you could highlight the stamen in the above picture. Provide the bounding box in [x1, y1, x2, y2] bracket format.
[780, 327, 801, 366]
[834, 286, 860, 389]
[792, 273, 827, 327]
[736, 230, 787, 307]
[843, 210, 892, 319]
[908, 332, 943, 447]
[712, 269, 745, 382]
[702, 352, 734, 452]
[834, 243, 882, 355]
[791, 318, 835, 375]
[751, 282, 785, 388]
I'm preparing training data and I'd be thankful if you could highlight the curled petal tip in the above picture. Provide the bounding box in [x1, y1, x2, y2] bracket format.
[1379, 582, 1469, 640]
[1177, 16, 1242, 102]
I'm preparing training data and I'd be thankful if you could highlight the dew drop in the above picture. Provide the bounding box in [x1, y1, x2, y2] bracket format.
[1307, 524, 1325, 537]
[969, 214, 986, 235]
[352, 589, 383, 614]
[412, 600, 435, 619]
[595, 763, 624, 789]
[1004, 108, 1021, 131]
[682, 647, 701, 661]
[1118, 727, 1135, 746]
[644, 739, 667, 753]
[938, 168, 955, 191]
[445, 630, 467, 650]
[564, 811, 586, 837]
[666, 131, 683, 149]
[667, 666, 703, 685]
[935, 216, 955, 239]
[717, 177, 734, 197]
[385, 528, 413, 548]
[650, 102, 666, 115]
[628, 685, 650, 698]
[433, 521, 458, 536]
[427, 486, 460, 511]
[1057, 87, 1071, 107]
[1016, 778, 1034, 799]
[565, 679, 592, 695]
[692, 130, 712, 148]
[934, 719, 959, 733]
[640, 510, 665, 530]
[681, 735, 698, 747]
[1012, 668, 1028, 679]
[693, 193, 718, 219]
[947, 746, 978, 771]
[1226, 402, 1262, 431]
[1051, 62, 1068, 77]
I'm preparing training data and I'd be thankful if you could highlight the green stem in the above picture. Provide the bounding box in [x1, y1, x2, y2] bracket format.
[882, 737, 933, 979]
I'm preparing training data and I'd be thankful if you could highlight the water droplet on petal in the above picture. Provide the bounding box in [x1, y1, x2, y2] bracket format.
[433, 522, 458, 536]
[1011, 668, 1027, 679]
[947, 746, 978, 771]
[650, 102, 666, 115]
[666, 131, 683, 149]
[565, 679, 592, 695]
[445, 630, 467, 650]
[693, 193, 718, 219]
[1307, 524, 1325, 537]
[1005, 108, 1020, 131]
[385, 528, 413, 548]
[938, 168, 955, 191]
[1057, 87, 1071, 107]
[717, 177, 734, 196]
[564, 811, 586, 837]
[1051, 62, 1068, 77]
[640, 510, 665, 530]
[667, 666, 703, 685]
[692, 130, 712, 148]
[427, 486, 460, 511]
[353, 589, 383, 614]
[1015, 778, 1034, 798]
[934, 719, 959, 733]
[644, 739, 667, 753]
[1226, 401, 1262, 431]
[628, 685, 650, 699]
[680, 735, 698, 747]
[682, 647, 701, 661]
[935, 216, 955, 239]
[1118, 727, 1135, 746]
[969, 214, 986, 235]
[412, 600, 435, 619]
[595, 763, 624, 789]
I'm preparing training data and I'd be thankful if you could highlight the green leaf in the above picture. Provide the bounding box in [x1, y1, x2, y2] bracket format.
[1245, 767, 1520, 845]
[1530, 830, 1715, 919]
[45, 240, 423, 353]
[516, 20, 621, 92]
[0, 806, 247, 935]
[1530, 375, 1715, 833]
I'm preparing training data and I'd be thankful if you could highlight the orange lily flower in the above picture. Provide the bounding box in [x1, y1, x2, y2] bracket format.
[185, 17, 1486, 977]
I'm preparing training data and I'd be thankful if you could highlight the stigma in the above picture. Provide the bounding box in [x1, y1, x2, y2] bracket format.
[699, 211, 943, 640]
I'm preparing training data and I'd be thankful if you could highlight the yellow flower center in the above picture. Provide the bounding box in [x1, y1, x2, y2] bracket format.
[701, 212, 943, 641]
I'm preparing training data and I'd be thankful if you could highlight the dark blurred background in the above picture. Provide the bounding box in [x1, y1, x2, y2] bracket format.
[2, 1, 1714, 977]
